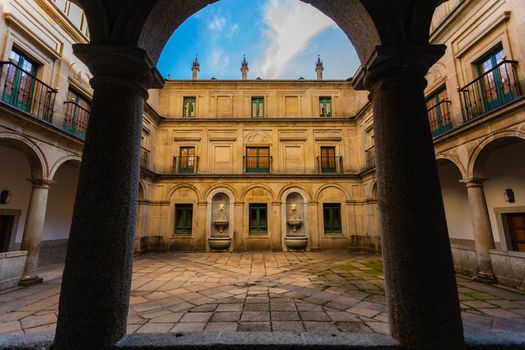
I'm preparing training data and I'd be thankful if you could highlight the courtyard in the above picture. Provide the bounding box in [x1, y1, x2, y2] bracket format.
[0, 252, 524, 337]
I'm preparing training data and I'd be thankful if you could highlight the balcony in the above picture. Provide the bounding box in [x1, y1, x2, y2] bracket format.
[173, 156, 199, 174]
[140, 147, 150, 169]
[459, 60, 522, 122]
[364, 146, 376, 171]
[0, 61, 57, 124]
[244, 155, 272, 173]
[317, 156, 344, 174]
[63, 101, 90, 140]
[427, 100, 453, 137]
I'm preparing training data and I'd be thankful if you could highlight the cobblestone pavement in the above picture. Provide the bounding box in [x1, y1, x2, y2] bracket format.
[0, 252, 524, 336]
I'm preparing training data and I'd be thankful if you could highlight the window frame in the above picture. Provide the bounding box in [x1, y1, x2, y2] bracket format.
[320, 146, 337, 173]
[178, 146, 196, 173]
[476, 46, 513, 111]
[2, 49, 39, 113]
[174, 204, 193, 234]
[323, 203, 342, 234]
[319, 96, 332, 117]
[249, 204, 268, 234]
[251, 96, 265, 118]
[182, 96, 196, 118]
[245, 146, 271, 173]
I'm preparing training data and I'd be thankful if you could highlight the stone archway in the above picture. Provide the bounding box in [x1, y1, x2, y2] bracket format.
[55, 1, 464, 350]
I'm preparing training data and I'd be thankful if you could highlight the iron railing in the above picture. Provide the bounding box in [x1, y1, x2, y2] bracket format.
[63, 101, 90, 139]
[427, 100, 453, 137]
[459, 60, 521, 122]
[0, 61, 57, 122]
[364, 146, 376, 171]
[317, 156, 343, 174]
[140, 147, 150, 169]
[244, 155, 272, 173]
[173, 156, 199, 174]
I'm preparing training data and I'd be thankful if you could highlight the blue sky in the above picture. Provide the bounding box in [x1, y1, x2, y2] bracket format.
[157, 0, 360, 80]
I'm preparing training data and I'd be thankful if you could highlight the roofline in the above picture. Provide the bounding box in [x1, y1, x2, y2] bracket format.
[164, 79, 353, 83]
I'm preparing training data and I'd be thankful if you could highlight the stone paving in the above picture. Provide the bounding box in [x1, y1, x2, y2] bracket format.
[0, 252, 524, 337]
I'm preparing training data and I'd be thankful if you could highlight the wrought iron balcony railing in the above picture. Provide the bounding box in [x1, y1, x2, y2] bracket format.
[140, 147, 151, 169]
[244, 155, 272, 173]
[364, 146, 376, 171]
[0, 61, 57, 123]
[317, 156, 343, 174]
[427, 100, 453, 137]
[63, 101, 90, 140]
[173, 156, 199, 174]
[459, 60, 522, 122]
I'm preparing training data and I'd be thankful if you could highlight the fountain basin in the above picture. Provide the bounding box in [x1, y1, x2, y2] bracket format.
[284, 236, 308, 250]
[208, 236, 232, 250]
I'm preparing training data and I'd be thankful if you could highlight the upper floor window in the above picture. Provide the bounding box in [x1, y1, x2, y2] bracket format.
[426, 88, 451, 137]
[2, 49, 38, 113]
[245, 147, 271, 173]
[174, 204, 193, 234]
[183, 96, 196, 117]
[319, 97, 332, 117]
[63, 89, 91, 138]
[323, 203, 342, 234]
[320, 147, 337, 173]
[178, 147, 197, 173]
[477, 47, 514, 110]
[251, 97, 264, 118]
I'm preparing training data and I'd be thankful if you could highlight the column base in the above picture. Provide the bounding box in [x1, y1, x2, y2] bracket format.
[18, 275, 44, 286]
[473, 272, 497, 284]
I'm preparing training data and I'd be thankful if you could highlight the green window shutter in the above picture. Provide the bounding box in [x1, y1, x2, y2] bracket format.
[319, 97, 332, 117]
[183, 97, 196, 117]
[323, 204, 342, 234]
[2, 49, 38, 112]
[251, 97, 264, 118]
[249, 204, 268, 234]
[175, 204, 193, 234]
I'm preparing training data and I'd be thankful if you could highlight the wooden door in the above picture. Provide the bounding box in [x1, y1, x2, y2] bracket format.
[508, 213, 525, 252]
[0, 216, 14, 253]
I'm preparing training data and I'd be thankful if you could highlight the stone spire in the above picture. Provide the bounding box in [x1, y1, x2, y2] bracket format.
[315, 55, 324, 80]
[192, 55, 200, 80]
[241, 55, 249, 80]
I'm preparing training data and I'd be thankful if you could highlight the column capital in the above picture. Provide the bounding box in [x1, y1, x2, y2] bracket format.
[460, 178, 489, 188]
[26, 178, 55, 188]
[73, 44, 165, 96]
[353, 45, 446, 91]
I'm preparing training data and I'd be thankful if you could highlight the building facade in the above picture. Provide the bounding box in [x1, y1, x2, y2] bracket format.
[0, 0, 523, 289]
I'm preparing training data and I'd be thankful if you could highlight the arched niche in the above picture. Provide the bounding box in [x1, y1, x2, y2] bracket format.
[281, 188, 309, 251]
[206, 189, 234, 251]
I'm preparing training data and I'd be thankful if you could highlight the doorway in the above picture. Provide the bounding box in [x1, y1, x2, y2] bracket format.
[0, 215, 15, 252]
[506, 213, 525, 252]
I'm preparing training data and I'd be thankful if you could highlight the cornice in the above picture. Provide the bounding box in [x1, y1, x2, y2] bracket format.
[34, 0, 89, 44]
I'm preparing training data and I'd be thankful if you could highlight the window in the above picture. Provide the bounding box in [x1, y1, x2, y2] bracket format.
[2, 49, 38, 113]
[249, 204, 268, 234]
[319, 97, 332, 117]
[426, 88, 451, 137]
[174, 204, 193, 234]
[477, 47, 514, 110]
[323, 204, 342, 234]
[251, 97, 264, 117]
[245, 147, 270, 173]
[182, 97, 196, 117]
[320, 147, 337, 173]
[179, 147, 196, 173]
[63, 89, 91, 138]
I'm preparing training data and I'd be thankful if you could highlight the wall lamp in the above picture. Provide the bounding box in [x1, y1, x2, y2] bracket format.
[504, 188, 515, 203]
[0, 190, 12, 204]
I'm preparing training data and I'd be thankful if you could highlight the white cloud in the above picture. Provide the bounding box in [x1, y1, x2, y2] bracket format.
[208, 16, 226, 32]
[253, 0, 336, 79]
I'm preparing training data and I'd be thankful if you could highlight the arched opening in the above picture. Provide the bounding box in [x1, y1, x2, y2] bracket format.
[283, 191, 308, 251]
[208, 192, 233, 251]
[0, 138, 44, 253]
[42, 159, 81, 266]
[472, 137, 525, 252]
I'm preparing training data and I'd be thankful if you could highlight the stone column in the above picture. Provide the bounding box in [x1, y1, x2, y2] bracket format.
[233, 202, 245, 251]
[195, 202, 207, 252]
[462, 178, 496, 282]
[19, 178, 53, 286]
[354, 46, 464, 349]
[53, 45, 164, 350]
[307, 201, 320, 251]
